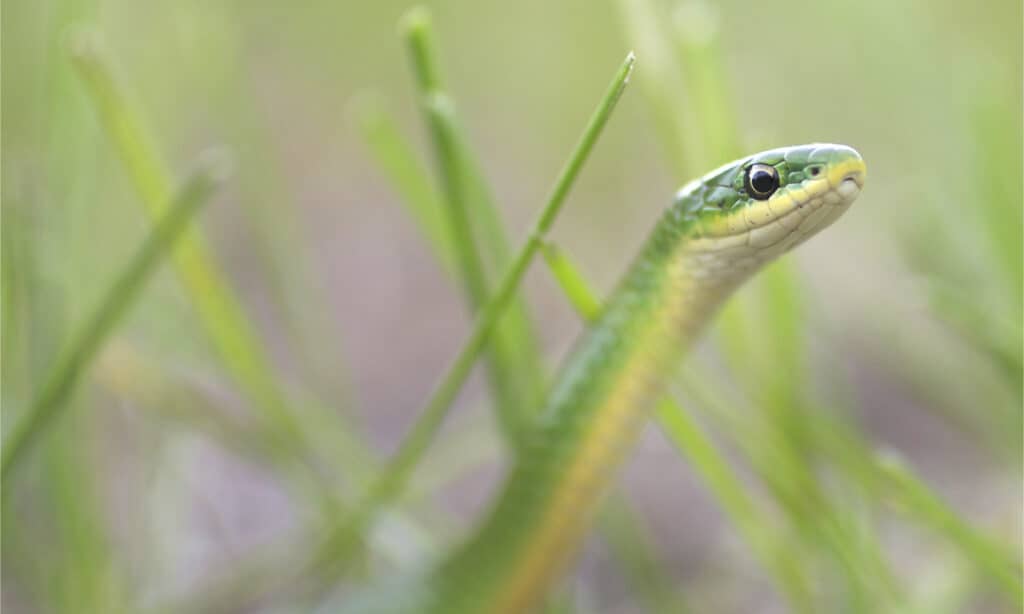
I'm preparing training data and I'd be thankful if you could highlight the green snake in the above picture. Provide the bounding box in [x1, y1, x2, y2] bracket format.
[347, 143, 866, 613]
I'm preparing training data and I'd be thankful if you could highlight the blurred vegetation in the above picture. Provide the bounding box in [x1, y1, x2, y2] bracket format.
[2, 1, 1021, 613]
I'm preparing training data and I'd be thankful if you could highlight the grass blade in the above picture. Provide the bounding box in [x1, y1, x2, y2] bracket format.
[356, 100, 550, 444]
[1, 154, 228, 480]
[400, 7, 546, 448]
[307, 49, 636, 576]
[598, 496, 690, 613]
[671, 1, 741, 167]
[876, 453, 1023, 605]
[67, 29, 359, 514]
[614, 0, 695, 174]
[70, 30, 300, 455]
[353, 96, 457, 273]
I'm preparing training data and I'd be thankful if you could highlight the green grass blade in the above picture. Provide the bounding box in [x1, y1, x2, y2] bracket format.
[400, 8, 546, 449]
[94, 341, 291, 466]
[598, 496, 690, 613]
[44, 412, 127, 614]
[1, 197, 30, 407]
[614, 0, 695, 174]
[356, 100, 550, 441]
[717, 260, 807, 428]
[67, 30, 362, 515]
[353, 96, 457, 273]
[813, 418, 1024, 607]
[307, 50, 636, 575]
[419, 91, 531, 444]
[671, 1, 741, 167]
[717, 265, 908, 609]
[1, 155, 228, 480]
[876, 453, 1023, 606]
[968, 86, 1022, 301]
[70, 30, 306, 456]
[540, 242, 603, 319]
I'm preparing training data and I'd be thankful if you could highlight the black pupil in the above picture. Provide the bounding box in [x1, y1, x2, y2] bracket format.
[750, 168, 776, 194]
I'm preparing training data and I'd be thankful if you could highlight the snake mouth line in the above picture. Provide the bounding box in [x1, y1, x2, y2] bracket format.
[697, 172, 863, 243]
[685, 171, 860, 261]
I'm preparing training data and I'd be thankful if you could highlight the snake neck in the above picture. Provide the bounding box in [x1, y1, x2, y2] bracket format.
[429, 215, 759, 614]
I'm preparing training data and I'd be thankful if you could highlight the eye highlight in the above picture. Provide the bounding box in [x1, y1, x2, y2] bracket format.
[745, 164, 779, 200]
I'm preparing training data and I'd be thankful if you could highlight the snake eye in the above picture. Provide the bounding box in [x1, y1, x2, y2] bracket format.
[745, 164, 779, 200]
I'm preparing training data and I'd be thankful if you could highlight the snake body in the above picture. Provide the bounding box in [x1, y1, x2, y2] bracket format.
[350, 144, 866, 613]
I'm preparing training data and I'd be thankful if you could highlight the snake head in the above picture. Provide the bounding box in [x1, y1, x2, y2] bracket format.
[674, 143, 865, 259]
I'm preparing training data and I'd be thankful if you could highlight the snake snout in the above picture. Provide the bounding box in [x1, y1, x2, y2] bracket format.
[841, 169, 865, 189]
[827, 146, 866, 192]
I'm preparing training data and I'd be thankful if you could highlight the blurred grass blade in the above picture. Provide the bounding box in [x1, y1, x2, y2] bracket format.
[969, 89, 1022, 300]
[540, 242, 602, 318]
[401, 7, 546, 449]
[806, 413, 1022, 605]
[68, 29, 350, 507]
[416, 91, 531, 445]
[876, 453, 1024, 605]
[356, 100, 549, 433]
[1, 197, 30, 406]
[720, 262, 904, 609]
[307, 49, 636, 575]
[1, 155, 227, 480]
[615, 0, 695, 174]
[671, 1, 741, 167]
[599, 496, 690, 613]
[717, 259, 806, 419]
[44, 412, 126, 614]
[94, 341, 285, 464]
[70, 30, 290, 440]
[926, 280, 1022, 391]
[353, 96, 457, 273]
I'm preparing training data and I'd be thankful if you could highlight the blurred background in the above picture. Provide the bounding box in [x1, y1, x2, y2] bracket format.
[3, 0, 1021, 612]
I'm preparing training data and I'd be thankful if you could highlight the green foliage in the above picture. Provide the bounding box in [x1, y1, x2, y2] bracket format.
[3, 0, 1020, 612]
[2, 155, 228, 480]
[305, 40, 636, 584]
[68, 31, 354, 496]
[400, 9, 547, 450]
